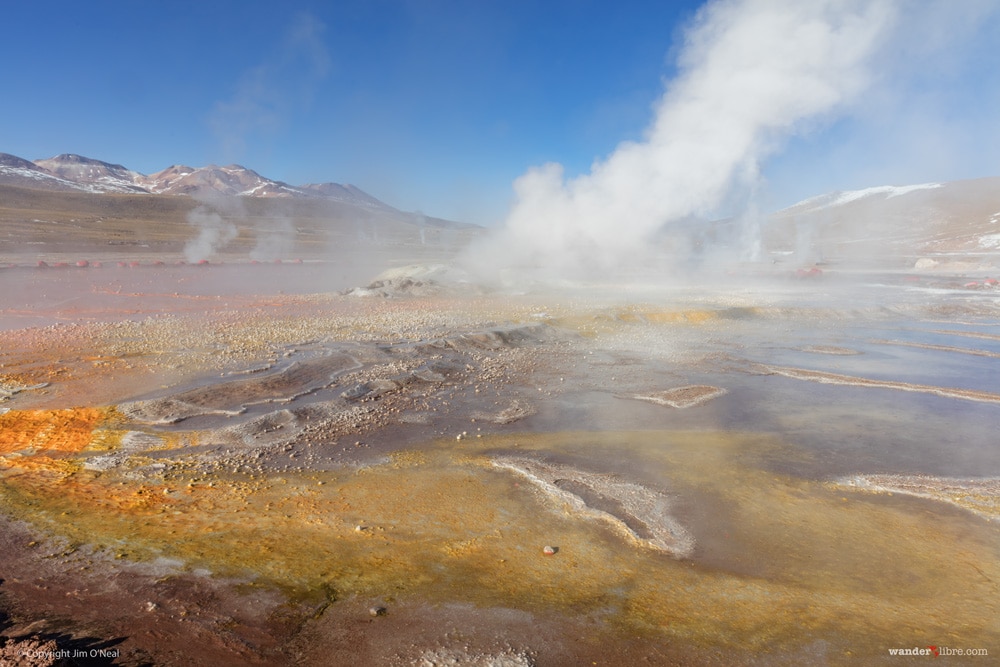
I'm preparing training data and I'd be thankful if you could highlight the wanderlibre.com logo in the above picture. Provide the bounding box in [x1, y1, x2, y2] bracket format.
[887, 645, 989, 657]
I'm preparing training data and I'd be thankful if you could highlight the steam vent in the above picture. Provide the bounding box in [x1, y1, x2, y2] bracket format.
[4, 0, 1000, 663]
[1, 250, 999, 664]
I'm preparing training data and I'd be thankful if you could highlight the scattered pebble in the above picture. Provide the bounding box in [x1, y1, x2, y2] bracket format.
[369, 605, 387, 617]
[542, 545, 558, 556]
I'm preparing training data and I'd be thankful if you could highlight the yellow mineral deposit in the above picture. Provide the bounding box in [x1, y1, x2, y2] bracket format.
[1, 418, 997, 657]
[0, 407, 117, 459]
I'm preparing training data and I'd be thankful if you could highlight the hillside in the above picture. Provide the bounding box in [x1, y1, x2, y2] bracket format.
[0, 151, 480, 265]
[762, 177, 1000, 268]
[0, 152, 400, 209]
[0, 183, 480, 264]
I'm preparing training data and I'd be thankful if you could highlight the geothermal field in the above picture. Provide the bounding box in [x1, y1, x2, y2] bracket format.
[6, 0, 1000, 664]
[1, 180, 999, 667]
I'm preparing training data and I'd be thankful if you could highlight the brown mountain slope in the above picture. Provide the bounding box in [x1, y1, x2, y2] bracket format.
[34, 154, 147, 193]
[764, 177, 1000, 266]
[0, 151, 400, 211]
[0, 184, 481, 263]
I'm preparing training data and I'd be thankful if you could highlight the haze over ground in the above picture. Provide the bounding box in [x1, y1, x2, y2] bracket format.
[3, 0, 999, 230]
[3, 4, 1000, 664]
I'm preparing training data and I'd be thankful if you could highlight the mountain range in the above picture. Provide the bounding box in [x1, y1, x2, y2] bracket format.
[764, 176, 1000, 263]
[3, 150, 998, 269]
[0, 151, 480, 264]
[0, 152, 391, 211]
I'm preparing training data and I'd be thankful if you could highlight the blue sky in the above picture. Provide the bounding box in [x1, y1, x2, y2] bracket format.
[2, 1, 998, 224]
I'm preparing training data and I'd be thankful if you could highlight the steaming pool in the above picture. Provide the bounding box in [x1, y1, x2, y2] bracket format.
[1, 267, 998, 665]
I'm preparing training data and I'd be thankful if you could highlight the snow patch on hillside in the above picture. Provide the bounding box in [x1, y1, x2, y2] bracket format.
[0, 165, 89, 191]
[978, 234, 1000, 249]
[830, 183, 942, 206]
[788, 182, 943, 214]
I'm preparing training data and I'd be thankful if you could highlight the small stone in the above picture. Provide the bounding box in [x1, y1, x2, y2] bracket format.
[542, 545, 558, 556]
[369, 606, 387, 617]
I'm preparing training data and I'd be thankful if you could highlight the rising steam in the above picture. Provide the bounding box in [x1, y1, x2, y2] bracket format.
[184, 205, 237, 263]
[183, 191, 244, 263]
[467, 0, 898, 279]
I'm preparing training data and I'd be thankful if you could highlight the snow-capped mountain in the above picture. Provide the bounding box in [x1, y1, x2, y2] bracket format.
[781, 182, 944, 215]
[33, 154, 147, 193]
[766, 177, 1000, 260]
[0, 152, 393, 210]
[140, 164, 305, 198]
[0, 152, 103, 192]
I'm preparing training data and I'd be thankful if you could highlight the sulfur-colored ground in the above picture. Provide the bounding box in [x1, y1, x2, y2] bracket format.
[1, 271, 1000, 665]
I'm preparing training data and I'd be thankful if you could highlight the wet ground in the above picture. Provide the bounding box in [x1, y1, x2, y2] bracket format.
[1, 264, 999, 665]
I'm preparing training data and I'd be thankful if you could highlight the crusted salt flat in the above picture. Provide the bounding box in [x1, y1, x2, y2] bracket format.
[0, 379, 49, 402]
[835, 474, 1000, 521]
[629, 385, 727, 409]
[760, 365, 1000, 404]
[415, 647, 536, 667]
[802, 345, 860, 355]
[491, 455, 693, 558]
[118, 353, 361, 424]
[473, 399, 536, 425]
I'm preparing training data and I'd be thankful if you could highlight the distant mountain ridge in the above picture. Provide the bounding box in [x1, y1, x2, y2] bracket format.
[0, 152, 395, 211]
[781, 182, 945, 215]
[33, 153, 149, 194]
[766, 176, 1000, 260]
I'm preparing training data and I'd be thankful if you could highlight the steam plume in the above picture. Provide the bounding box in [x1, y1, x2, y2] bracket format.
[183, 191, 243, 262]
[468, 0, 898, 279]
[184, 205, 237, 263]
